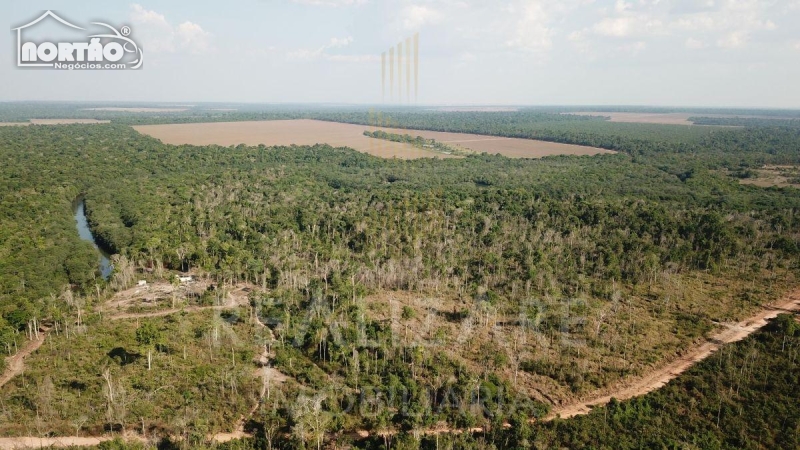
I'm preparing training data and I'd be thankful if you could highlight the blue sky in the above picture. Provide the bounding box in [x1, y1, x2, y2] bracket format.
[1, 0, 799, 107]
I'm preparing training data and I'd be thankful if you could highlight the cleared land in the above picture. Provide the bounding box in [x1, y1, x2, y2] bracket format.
[549, 289, 800, 419]
[134, 119, 611, 159]
[567, 112, 702, 125]
[736, 165, 800, 189]
[427, 106, 520, 112]
[81, 107, 188, 112]
[566, 111, 775, 126]
[1, 284, 796, 447]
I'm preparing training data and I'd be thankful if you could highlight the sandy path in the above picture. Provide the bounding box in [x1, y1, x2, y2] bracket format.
[0, 437, 113, 449]
[353, 288, 800, 436]
[2, 290, 797, 447]
[0, 331, 49, 389]
[213, 315, 287, 443]
[105, 281, 253, 321]
[107, 305, 235, 321]
[548, 290, 800, 419]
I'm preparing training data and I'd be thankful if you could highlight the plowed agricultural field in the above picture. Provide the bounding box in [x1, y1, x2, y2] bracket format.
[134, 119, 613, 159]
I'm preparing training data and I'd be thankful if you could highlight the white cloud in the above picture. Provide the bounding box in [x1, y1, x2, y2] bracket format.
[325, 54, 379, 62]
[593, 16, 634, 37]
[615, 0, 632, 13]
[130, 4, 212, 54]
[669, 0, 777, 49]
[129, 4, 175, 53]
[287, 36, 355, 61]
[291, 0, 367, 5]
[175, 22, 211, 54]
[402, 5, 443, 30]
[505, 1, 553, 54]
[717, 31, 748, 49]
[459, 52, 477, 62]
[618, 40, 647, 55]
[327, 36, 354, 48]
[685, 37, 707, 49]
[567, 0, 778, 53]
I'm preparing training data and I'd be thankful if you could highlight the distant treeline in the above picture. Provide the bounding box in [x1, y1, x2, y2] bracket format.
[363, 129, 465, 155]
[690, 116, 800, 128]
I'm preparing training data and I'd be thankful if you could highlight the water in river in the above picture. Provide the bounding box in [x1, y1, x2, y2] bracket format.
[73, 199, 113, 280]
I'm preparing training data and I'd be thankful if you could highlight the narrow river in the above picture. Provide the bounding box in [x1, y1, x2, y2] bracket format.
[73, 199, 113, 280]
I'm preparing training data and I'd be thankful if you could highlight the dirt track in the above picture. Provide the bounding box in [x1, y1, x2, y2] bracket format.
[548, 290, 800, 419]
[0, 331, 48, 389]
[1, 288, 797, 447]
[212, 315, 286, 443]
[0, 437, 113, 449]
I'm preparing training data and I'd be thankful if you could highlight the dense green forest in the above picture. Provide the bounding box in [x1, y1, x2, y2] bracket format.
[0, 105, 798, 448]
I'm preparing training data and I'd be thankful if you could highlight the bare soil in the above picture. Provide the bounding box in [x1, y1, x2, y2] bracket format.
[567, 112, 701, 125]
[0, 330, 48, 388]
[548, 290, 800, 419]
[212, 316, 286, 443]
[0, 436, 113, 449]
[81, 108, 188, 113]
[737, 165, 800, 189]
[427, 107, 520, 112]
[133, 119, 612, 159]
[566, 111, 770, 126]
[102, 280, 253, 319]
[1, 287, 797, 447]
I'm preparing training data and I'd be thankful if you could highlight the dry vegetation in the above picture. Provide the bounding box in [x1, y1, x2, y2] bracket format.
[736, 165, 800, 188]
[363, 269, 797, 407]
[133, 119, 612, 159]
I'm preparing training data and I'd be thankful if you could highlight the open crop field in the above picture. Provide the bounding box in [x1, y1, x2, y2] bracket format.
[81, 107, 189, 113]
[567, 112, 703, 125]
[566, 111, 784, 126]
[133, 119, 612, 159]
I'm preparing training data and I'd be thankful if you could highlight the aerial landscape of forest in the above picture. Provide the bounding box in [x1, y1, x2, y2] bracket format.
[0, 102, 797, 449]
[2, 0, 800, 449]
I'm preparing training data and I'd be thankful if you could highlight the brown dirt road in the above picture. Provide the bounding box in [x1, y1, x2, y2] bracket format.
[547, 290, 800, 419]
[0, 437, 113, 449]
[212, 315, 287, 443]
[1, 289, 797, 447]
[0, 331, 49, 389]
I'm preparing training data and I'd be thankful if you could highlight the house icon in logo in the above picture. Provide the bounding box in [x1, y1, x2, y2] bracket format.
[12, 10, 143, 70]
[12, 10, 84, 67]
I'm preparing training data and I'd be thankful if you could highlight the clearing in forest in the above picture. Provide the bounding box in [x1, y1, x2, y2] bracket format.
[81, 107, 189, 112]
[734, 165, 800, 189]
[566, 111, 771, 126]
[566, 112, 702, 125]
[133, 119, 613, 159]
